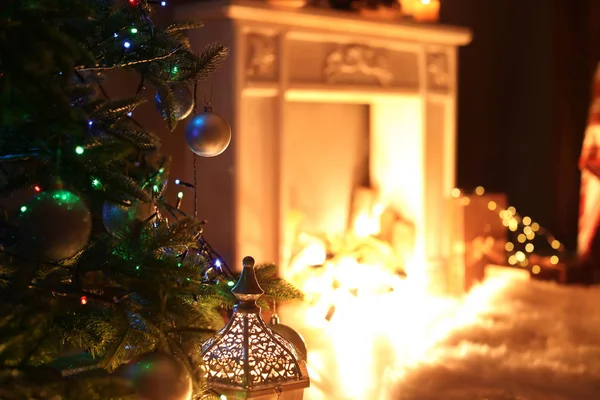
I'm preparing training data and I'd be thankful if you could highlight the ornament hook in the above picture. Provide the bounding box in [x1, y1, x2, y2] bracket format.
[203, 93, 212, 112]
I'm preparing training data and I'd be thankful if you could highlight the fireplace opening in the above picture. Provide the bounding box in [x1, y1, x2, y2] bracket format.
[280, 95, 425, 282]
[282, 101, 370, 250]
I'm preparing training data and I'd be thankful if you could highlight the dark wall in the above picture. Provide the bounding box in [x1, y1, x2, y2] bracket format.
[442, 0, 600, 252]
[552, 0, 600, 251]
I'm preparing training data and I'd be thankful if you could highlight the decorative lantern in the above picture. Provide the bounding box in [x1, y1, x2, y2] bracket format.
[201, 256, 310, 399]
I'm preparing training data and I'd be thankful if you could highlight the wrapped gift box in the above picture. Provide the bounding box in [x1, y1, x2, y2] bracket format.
[448, 192, 508, 294]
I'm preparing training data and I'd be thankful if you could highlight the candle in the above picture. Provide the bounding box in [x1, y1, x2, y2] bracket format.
[266, 0, 307, 8]
[402, 0, 440, 22]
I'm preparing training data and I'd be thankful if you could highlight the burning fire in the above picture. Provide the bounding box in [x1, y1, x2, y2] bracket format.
[281, 194, 517, 399]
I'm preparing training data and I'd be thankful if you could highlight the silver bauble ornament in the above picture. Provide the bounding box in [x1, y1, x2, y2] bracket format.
[122, 352, 192, 400]
[17, 189, 92, 262]
[184, 109, 231, 157]
[155, 83, 194, 122]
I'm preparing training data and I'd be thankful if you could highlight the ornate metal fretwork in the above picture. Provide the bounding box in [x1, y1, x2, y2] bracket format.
[323, 44, 394, 87]
[202, 312, 302, 388]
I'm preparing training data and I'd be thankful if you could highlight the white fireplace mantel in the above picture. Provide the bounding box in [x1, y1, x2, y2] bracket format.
[177, 0, 472, 292]
[185, 1, 471, 45]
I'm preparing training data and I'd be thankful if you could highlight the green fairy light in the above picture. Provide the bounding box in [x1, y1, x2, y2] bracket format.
[135, 265, 140, 270]
[91, 178, 102, 189]
[177, 262, 182, 267]
[177, 191, 183, 199]
[75, 146, 85, 155]
[130, 27, 138, 34]
[153, 185, 159, 192]
[159, 167, 165, 173]
[227, 281, 235, 287]
[52, 192, 69, 201]
[21, 189, 85, 211]
[171, 66, 178, 74]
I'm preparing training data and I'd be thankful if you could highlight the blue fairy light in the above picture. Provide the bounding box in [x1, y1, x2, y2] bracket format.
[161, 1, 167, 6]
[123, 41, 131, 49]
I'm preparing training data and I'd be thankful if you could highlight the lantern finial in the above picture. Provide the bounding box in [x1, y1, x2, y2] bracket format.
[231, 256, 264, 304]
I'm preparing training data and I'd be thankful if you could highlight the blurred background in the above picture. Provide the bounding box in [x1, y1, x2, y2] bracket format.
[444, 0, 600, 253]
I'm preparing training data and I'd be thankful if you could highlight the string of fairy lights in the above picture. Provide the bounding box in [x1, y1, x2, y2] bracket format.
[452, 186, 565, 275]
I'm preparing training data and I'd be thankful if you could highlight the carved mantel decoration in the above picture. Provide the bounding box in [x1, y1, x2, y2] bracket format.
[426, 51, 450, 91]
[246, 33, 278, 80]
[323, 44, 393, 87]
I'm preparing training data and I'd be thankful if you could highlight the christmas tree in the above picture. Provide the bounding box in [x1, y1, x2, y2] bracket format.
[0, 1, 301, 398]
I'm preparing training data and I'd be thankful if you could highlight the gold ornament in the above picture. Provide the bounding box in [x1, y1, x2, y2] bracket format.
[270, 302, 307, 361]
[123, 352, 192, 400]
[17, 188, 91, 262]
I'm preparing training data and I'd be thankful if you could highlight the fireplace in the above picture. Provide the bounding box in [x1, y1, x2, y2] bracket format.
[175, 0, 472, 293]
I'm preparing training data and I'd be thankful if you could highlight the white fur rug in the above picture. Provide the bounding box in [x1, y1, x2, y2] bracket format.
[389, 275, 600, 400]
[282, 272, 600, 400]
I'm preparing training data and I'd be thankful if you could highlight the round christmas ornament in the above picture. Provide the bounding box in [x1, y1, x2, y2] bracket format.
[184, 106, 231, 157]
[17, 189, 92, 262]
[102, 201, 138, 236]
[102, 200, 155, 236]
[154, 83, 194, 122]
[123, 352, 192, 400]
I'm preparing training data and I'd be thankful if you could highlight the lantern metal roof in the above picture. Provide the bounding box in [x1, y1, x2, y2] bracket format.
[201, 256, 310, 398]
